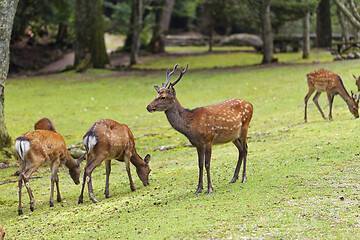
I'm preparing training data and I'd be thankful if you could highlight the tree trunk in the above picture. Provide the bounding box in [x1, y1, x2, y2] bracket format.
[130, 0, 143, 65]
[334, 0, 360, 30]
[202, 2, 214, 52]
[316, 0, 332, 47]
[148, 0, 175, 53]
[302, 8, 310, 59]
[148, 1, 165, 54]
[0, 0, 19, 151]
[337, 6, 350, 46]
[56, 23, 68, 45]
[74, 0, 109, 70]
[260, 0, 273, 64]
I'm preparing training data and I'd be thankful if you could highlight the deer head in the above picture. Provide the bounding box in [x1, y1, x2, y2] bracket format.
[147, 63, 189, 113]
[353, 74, 360, 91]
[136, 154, 151, 186]
[349, 91, 360, 118]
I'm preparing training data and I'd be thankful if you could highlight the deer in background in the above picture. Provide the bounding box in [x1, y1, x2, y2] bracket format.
[353, 74, 360, 91]
[304, 69, 359, 122]
[78, 119, 151, 204]
[15, 130, 84, 215]
[34, 117, 57, 132]
[147, 63, 253, 194]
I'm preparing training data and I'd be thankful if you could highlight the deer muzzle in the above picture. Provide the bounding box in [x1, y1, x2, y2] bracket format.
[146, 105, 155, 113]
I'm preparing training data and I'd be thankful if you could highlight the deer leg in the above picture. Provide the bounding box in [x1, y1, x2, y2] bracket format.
[85, 163, 100, 203]
[327, 92, 334, 121]
[304, 88, 315, 122]
[50, 161, 61, 207]
[204, 144, 213, 194]
[313, 91, 327, 119]
[230, 138, 244, 183]
[18, 160, 26, 215]
[22, 170, 35, 212]
[104, 159, 111, 198]
[78, 168, 87, 204]
[195, 147, 205, 194]
[125, 154, 136, 191]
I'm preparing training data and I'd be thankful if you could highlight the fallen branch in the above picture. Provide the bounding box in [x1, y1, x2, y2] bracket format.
[153, 143, 193, 151]
[0, 176, 42, 185]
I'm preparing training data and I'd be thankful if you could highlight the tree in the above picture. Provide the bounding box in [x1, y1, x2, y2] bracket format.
[130, 0, 143, 65]
[0, 0, 19, 152]
[302, 0, 311, 59]
[316, 0, 332, 47]
[259, 0, 274, 64]
[148, 0, 175, 53]
[334, 0, 360, 30]
[74, 0, 109, 70]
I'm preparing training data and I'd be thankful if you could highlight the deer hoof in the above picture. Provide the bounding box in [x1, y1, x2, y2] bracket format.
[78, 198, 83, 204]
[18, 209, 23, 215]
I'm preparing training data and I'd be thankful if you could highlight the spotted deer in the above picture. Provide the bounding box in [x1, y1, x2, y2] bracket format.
[146, 64, 253, 194]
[304, 69, 359, 122]
[78, 119, 151, 204]
[353, 74, 360, 91]
[34, 118, 57, 132]
[15, 130, 84, 215]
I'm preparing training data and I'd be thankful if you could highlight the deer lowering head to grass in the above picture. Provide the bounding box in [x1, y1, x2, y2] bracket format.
[353, 74, 360, 91]
[15, 130, 84, 215]
[304, 69, 360, 122]
[0, 224, 4, 240]
[78, 119, 151, 204]
[146, 63, 253, 194]
[34, 118, 57, 132]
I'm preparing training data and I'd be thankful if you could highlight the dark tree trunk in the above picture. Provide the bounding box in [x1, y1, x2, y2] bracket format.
[316, 0, 332, 48]
[260, 0, 273, 64]
[130, 0, 143, 65]
[74, 0, 109, 69]
[56, 23, 68, 45]
[0, 0, 19, 151]
[201, 2, 214, 52]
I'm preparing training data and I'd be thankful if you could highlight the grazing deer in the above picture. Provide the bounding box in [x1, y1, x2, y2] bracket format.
[304, 69, 359, 122]
[353, 74, 360, 91]
[78, 119, 151, 204]
[34, 118, 57, 132]
[15, 130, 84, 215]
[146, 64, 253, 194]
[0, 224, 4, 240]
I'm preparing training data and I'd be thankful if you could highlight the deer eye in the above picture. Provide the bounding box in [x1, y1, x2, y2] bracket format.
[161, 97, 166, 100]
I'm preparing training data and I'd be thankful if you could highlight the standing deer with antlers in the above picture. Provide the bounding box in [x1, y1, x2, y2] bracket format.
[304, 69, 359, 122]
[147, 63, 253, 194]
[15, 130, 84, 215]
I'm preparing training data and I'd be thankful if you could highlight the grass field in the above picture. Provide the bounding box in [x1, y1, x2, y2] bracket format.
[1, 52, 360, 239]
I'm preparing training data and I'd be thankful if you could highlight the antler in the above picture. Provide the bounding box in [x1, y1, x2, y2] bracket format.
[162, 64, 179, 88]
[169, 63, 189, 88]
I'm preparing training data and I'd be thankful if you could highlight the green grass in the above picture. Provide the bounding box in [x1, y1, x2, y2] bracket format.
[1, 54, 360, 239]
[134, 49, 333, 70]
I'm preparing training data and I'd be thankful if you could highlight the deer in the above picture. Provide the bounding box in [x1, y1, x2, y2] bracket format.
[78, 119, 151, 204]
[15, 130, 84, 215]
[304, 69, 360, 122]
[353, 74, 360, 91]
[0, 224, 4, 240]
[34, 117, 57, 132]
[146, 63, 253, 194]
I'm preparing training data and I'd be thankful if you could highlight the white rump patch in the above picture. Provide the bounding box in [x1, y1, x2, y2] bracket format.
[83, 135, 98, 152]
[15, 139, 30, 160]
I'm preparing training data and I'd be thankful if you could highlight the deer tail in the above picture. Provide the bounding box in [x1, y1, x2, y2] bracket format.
[14, 137, 31, 160]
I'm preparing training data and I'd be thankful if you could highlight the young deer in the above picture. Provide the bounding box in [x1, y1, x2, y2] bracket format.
[353, 74, 360, 91]
[34, 118, 57, 132]
[15, 130, 84, 215]
[147, 64, 253, 194]
[304, 69, 360, 122]
[78, 119, 151, 204]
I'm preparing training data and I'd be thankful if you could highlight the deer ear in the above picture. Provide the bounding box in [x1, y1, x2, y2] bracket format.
[144, 154, 151, 164]
[353, 74, 358, 80]
[154, 85, 161, 93]
[76, 153, 86, 165]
